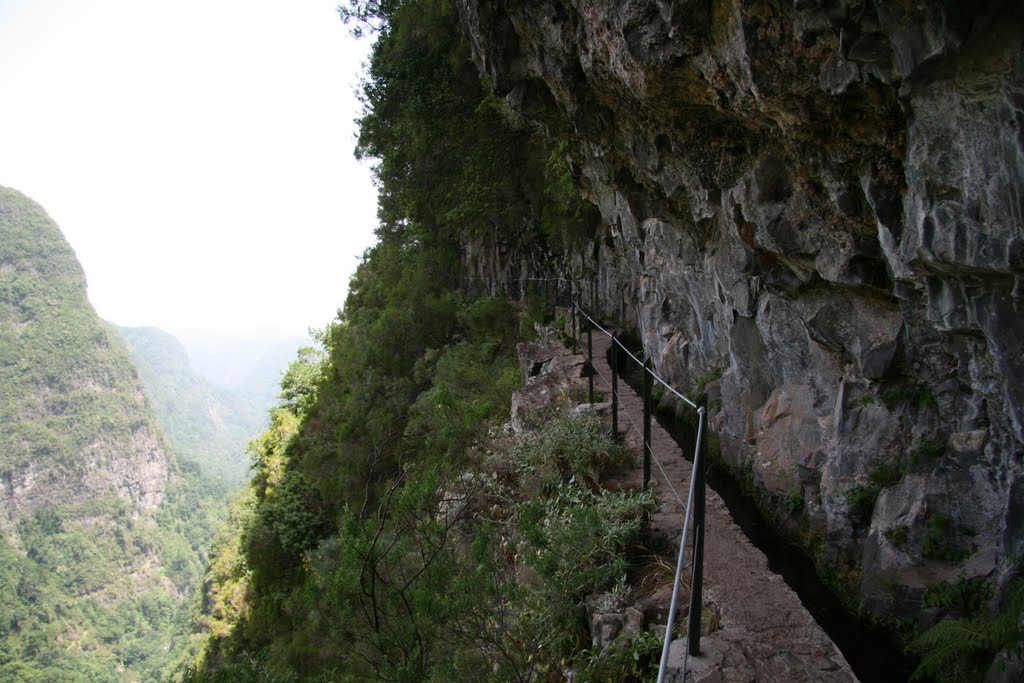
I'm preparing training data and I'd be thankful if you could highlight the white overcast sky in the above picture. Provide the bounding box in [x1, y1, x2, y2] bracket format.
[0, 0, 379, 339]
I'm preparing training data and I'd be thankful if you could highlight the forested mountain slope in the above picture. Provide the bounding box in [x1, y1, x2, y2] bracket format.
[185, 0, 1024, 681]
[0, 186, 225, 682]
[181, 2, 605, 679]
[117, 325, 265, 488]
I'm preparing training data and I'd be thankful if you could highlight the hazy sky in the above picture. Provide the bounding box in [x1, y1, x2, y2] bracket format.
[0, 0, 379, 339]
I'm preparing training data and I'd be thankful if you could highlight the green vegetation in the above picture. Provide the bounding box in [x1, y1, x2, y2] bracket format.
[347, 0, 594, 252]
[0, 187, 158, 478]
[867, 461, 902, 489]
[784, 487, 805, 514]
[921, 514, 974, 563]
[0, 186, 227, 681]
[179, 3, 666, 679]
[845, 459, 904, 524]
[689, 367, 723, 400]
[884, 524, 910, 548]
[575, 630, 663, 681]
[922, 575, 992, 615]
[910, 578, 1023, 682]
[845, 484, 879, 522]
[880, 380, 937, 410]
[916, 437, 946, 459]
[117, 325, 266, 487]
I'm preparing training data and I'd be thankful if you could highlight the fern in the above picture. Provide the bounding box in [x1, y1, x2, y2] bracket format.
[909, 578, 1024, 682]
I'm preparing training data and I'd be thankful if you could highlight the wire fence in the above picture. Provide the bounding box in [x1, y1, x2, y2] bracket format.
[467, 273, 710, 679]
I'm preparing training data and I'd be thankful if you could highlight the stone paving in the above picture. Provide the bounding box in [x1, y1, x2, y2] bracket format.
[569, 332, 858, 682]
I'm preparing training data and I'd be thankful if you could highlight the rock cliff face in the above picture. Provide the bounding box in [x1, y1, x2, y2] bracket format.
[455, 0, 1024, 624]
[0, 186, 170, 530]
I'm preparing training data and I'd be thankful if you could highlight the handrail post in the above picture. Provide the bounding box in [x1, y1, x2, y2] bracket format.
[611, 334, 619, 439]
[656, 410, 705, 683]
[687, 400, 708, 657]
[643, 357, 652, 490]
[571, 283, 578, 355]
[587, 324, 594, 404]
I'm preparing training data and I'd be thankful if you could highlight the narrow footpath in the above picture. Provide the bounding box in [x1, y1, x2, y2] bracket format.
[576, 333, 857, 682]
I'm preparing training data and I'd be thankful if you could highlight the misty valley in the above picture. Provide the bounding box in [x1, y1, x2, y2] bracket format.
[2, 0, 1023, 682]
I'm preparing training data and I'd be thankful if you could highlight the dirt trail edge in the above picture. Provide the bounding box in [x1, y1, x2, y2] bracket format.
[515, 329, 858, 682]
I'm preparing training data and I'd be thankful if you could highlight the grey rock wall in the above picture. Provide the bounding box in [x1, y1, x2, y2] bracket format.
[456, 0, 1024, 625]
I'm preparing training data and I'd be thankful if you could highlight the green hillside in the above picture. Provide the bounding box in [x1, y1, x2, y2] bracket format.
[0, 187, 155, 491]
[179, 2, 642, 680]
[0, 186, 226, 682]
[117, 325, 265, 488]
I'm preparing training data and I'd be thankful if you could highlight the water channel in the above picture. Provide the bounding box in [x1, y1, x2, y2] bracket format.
[610, 340, 916, 683]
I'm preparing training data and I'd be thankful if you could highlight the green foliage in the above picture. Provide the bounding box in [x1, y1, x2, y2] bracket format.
[540, 140, 594, 248]
[118, 325, 266, 487]
[784, 487, 805, 514]
[407, 340, 520, 460]
[277, 345, 326, 415]
[573, 623, 662, 681]
[186, 252, 527, 680]
[513, 485, 652, 661]
[885, 524, 910, 548]
[463, 296, 517, 347]
[0, 189, 160, 479]
[917, 437, 946, 459]
[909, 578, 1024, 682]
[845, 460, 902, 525]
[156, 461, 231, 593]
[0, 187, 232, 681]
[846, 484, 879, 522]
[0, 484, 222, 682]
[513, 410, 635, 491]
[181, 0, 660, 678]
[689, 367, 723, 400]
[349, 0, 593, 253]
[923, 575, 992, 615]
[545, 140, 577, 207]
[867, 460, 902, 489]
[921, 514, 973, 563]
[188, 286, 650, 681]
[881, 381, 937, 409]
[517, 295, 553, 340]
[493, 410, 654, 674]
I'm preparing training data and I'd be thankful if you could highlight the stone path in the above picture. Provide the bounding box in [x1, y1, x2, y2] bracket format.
[573, 332, 858, 682]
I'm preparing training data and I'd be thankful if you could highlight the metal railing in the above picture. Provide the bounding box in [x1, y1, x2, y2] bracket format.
[467, 273, 710, 680]
[568, 298, 708, 682]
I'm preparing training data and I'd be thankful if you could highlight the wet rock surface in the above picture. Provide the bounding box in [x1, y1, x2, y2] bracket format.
[457, 0, 1024, 628]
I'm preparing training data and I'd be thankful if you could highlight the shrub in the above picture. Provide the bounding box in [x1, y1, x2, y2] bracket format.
[784, 490, 805, 514]
[909, 578, 1023, 682]
[923, 575, 992, 615]
[881, 381, 937, 409]
[513, 409, 634, 490]
[868, 461, 902, 489]
[884, 524, 909, 548]
[846, 485, 878, 522]
[921, 514, 972, 563]
[464, 296, 516, 347]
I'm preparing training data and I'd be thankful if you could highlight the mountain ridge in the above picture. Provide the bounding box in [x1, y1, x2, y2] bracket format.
[0, 185, 225, 682]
